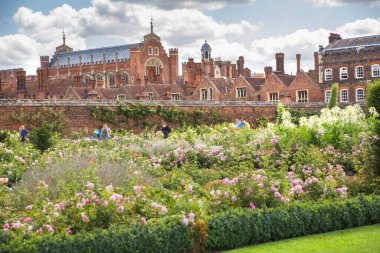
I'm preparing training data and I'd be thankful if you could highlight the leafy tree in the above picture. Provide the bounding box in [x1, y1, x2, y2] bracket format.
[327, 83, 339, 109]
[276, 103, 285, 125]
[366, 79, 380, 113]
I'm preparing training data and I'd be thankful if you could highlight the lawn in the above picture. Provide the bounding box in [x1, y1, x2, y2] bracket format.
[224, 224, 380, 253]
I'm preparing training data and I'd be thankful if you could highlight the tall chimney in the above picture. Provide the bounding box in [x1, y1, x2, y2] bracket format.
[275, 53, 284, 74]
[328, 33, 342, 44]
[264, 66, 273, 79]
[314, 52, 319, 71]
[296, 54, 301, 74]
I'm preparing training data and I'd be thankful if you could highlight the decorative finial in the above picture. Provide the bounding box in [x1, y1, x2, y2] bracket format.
[62, 28, 66, 45]
[150, 17, 153, 34]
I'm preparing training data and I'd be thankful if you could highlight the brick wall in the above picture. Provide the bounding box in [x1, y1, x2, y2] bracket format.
[0, 100, 336, 134]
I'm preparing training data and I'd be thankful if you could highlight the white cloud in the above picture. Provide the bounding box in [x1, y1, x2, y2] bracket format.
[1, 0, 379, 76]
[308, 0, 380, 7]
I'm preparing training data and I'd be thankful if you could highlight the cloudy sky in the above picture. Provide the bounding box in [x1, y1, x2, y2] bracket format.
[0, 0, 380, 75]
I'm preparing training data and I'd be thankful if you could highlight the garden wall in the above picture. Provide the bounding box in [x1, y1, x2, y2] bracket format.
[0, 99, 348, 133]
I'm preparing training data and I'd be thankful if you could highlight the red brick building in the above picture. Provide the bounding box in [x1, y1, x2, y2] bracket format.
[35, 20, 179, 99]
[318, 33, 380, 103]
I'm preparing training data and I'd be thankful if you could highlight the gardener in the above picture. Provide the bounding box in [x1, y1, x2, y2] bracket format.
[235, 119, 246, 129]
[161, 122, 171, 139]
[19, 125, 29, 142]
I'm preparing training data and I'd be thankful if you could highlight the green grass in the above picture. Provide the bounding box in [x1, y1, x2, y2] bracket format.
[224, 224, 380, 253]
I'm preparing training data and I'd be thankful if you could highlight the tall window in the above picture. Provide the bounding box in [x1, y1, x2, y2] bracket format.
[269, 92, 279, 102]
[201, 88, 208, 100]
[148, 46, 153, 55]
[83, 76, 90, 86]
[325, 68, 332, 81]
[340, 89, 348, 102]
[237, 87, 247, 98]
[109, 75, 116, 88]
[148, 92, 154, 100]
[117, 94, 126, 100]
[297, 90, 308, 102]
[121, 74, 129, 84]
[340, 67, 348, 80]
[355, 66, 363, 79]
[97, 75, 103, 81]
[171, 93, 180, 101]
[209, 88, 214, 100]
[356, 88, 364, 102]
[373, 64, 380, 77]
[325, 90, 331, 103]
[154, 47, 159, 55]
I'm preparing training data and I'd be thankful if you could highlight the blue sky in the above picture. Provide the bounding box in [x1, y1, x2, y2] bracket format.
[1, 0, 380, 75]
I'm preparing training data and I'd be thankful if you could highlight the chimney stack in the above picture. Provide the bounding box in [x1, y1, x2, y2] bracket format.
[296, 54, 301, 74]
[328, 33, 342, 44]
[275, 53, 285, 74]
[264, 66, 273, 79]
[314, 52, 319, 71]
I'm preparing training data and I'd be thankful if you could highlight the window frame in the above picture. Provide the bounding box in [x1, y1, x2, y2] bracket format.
[355, 66, 363, 79]
[340, 67, 348, 80]
[356, 88, 364, 102]
[108, 75, 116, 88]
[372, 64, 380, 77]
[340, 89, 348, 103]
[201, 88, 208, 100]
[268, 92, 279, 102]
[148, 92, 154, 100]
[325, 90, 331, 103]
[171, 93, 180, 101]
[297, 90, 308, 103]
[236, 87, 247, 98]
[325, 68, 332, 81]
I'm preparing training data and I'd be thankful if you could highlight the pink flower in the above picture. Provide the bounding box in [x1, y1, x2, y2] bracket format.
[26, 205, 33, 210]
[45, 224, 54, 234]
[103, 201, 109, 207]
[76, 203, 84, 209]
[28, 225, 34, 233]
[86, 182, 94, 189]
[275, 160, 281, 165]
[274, 192, 281, 198]
[134, 185, 142, 192]
[13, 222, 21, 229]
[270, 187, 278, 192]
[0, 178, 9, 184]
[37, 227, 43, 233]
[160, 206, 167, 214]
[188, 184, 193, 193]
[81, 214, 89, 222]
[3, 223, 9, 231]
[249, 203, 256, 209]
[109, 195, 117, 201]
[231, 196, 237, 202]
[189, 213, 195, 221]
[118, 206, 124, 213]
[182, 218, 189, 225]
[141, 217, 147, 225]
[24, 217, 31, 223]
[66, 227, 73, 235]
[95, 199, 101, 205]
[82, 198, 91, 204]
[258, 183, 264, 188]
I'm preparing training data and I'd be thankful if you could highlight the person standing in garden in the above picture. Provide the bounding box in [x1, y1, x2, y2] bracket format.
[19, 125, 29, 143]
[100, 123, 111, 140]
[161, 122, 171, 139]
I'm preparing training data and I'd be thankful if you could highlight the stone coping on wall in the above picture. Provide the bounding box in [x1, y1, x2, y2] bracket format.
[0, 99, 362, 108]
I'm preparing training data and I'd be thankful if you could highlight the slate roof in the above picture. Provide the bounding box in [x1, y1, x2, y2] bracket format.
[245, 77, 265, 91]
[324, 35, 380, 51]
[210, 77, 236, 93]
[49, 43, 142, 68]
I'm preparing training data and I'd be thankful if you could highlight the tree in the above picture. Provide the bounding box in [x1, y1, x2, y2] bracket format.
[327, 83, 339, 109]
[366, 79, 380, 114]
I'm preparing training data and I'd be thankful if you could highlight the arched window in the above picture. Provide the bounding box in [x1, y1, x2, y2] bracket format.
[154, 47, 159, 55]
[121, 73, 129, 84]
[145, 57, 163, 77]
[109, 75, 116, 88]
[83, 76, 90, 86]
[148, 46, 153, 55]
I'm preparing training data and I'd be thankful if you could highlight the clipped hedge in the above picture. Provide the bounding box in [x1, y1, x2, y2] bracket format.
[0, 218, 191, 253]
[1, 196, 379, 252]
[206, 195, 380, 251]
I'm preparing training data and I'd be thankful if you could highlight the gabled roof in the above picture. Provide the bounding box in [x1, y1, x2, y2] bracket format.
[245, 77, 265, 91]
[276, 74, 296, 87]
[210, 77, 236, 93]
[49, 43, 142, 68]
[324, 35, 380, 51]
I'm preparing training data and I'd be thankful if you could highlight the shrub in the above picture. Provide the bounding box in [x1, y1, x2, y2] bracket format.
[366, 79, 380, 113]
[206, 195, 380, 251]
[327, 83, 339, 109]
[29, 126, 57, 153]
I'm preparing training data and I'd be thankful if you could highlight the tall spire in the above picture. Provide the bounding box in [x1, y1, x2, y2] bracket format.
[150, 17, 153, 34]
[62, 28, 66, 45]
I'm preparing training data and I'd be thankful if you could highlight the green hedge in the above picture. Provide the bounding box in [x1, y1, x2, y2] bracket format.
[1, 196, 379, 252]
[0, 218, 191, 253]
[206, 195, 380, 251]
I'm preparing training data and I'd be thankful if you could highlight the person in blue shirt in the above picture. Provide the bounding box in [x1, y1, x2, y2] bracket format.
[19, 125, 29, 142]
[235, 119, 246, 129]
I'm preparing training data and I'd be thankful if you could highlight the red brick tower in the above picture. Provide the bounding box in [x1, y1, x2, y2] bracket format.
[169, 48, 179, 84]
[275, 53, 285, 74]
[237, 56, 244, 76]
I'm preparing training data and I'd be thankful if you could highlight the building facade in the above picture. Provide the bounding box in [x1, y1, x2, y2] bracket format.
[318, 33, 380, 103]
